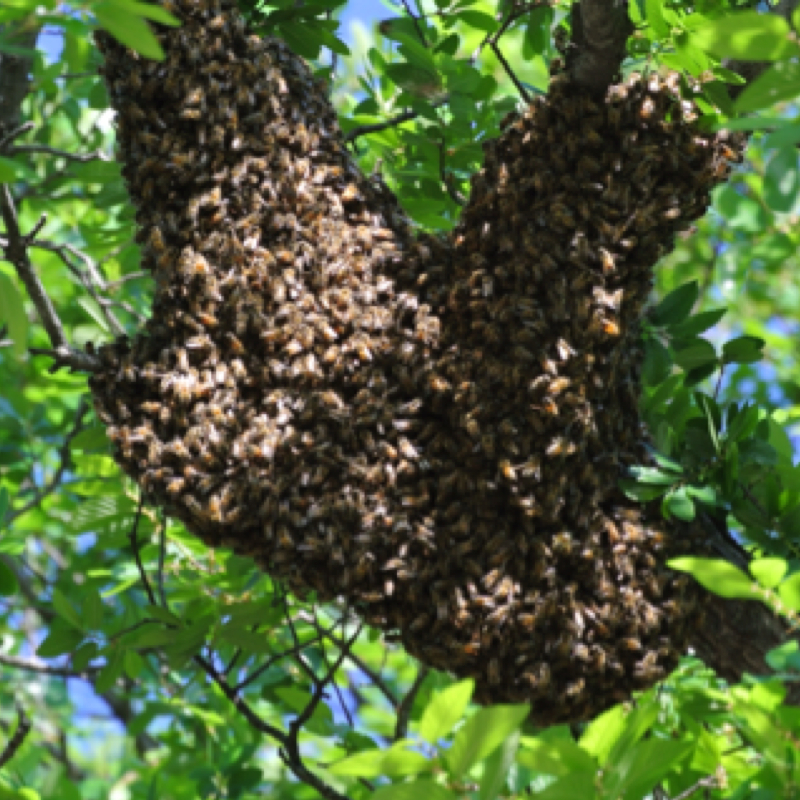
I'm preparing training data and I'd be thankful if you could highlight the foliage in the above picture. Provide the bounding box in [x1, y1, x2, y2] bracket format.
[0, 0, 799, 799]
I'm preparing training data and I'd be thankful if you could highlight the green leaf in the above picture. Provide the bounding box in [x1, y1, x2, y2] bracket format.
[119, 623, 179, 649]
[94, 2, 165, 61]
[603, 739, 693, 800]
[479, 729, 520, 800]
[666, 308, 727, 339]
[368, 781, 456, 800]
[642, 338, 673, 386]
[522, 770, 597, 799]
[739, 438, 778, 466]
[418, 678, 474, 744]
[606, 700, 659, 767]
[778, 573, 800, 611]
[82, 589, 104, 630]
[0, 558, 19, 596]
[0, 273, 28, 357]
[382, 745, 433, 778]
[722, 335, 765, 365]
[727, 403, 760, 442]
[581, 704, 626, 763]
[691, 11, 798, 60]
[750, 557, 788, 589]
[664, 487, 695, 521]
[459, 10, 498, 32]
[650, 281, 699, 326]
[669, 557, 754, 600]
[53, 587, 85, 630]
[714, 185, 771, 231]
[628, 466, 678, 485]
[686, 485, 719, 506]
[0, 155, 36, 182]
[104, 0, 181, 26]
[72, 642, 99, 671]
[385, 63, 442, 98]
[766, 640, 800, 672]
[446, 704, 530, 778]
[517, 737, 597, 776]
[619, 479, 669, 503]
[764, 147, 800, 214]
[735, 59, 800, 113]
[672, 338, 717, 370]
[95, 646, 125, 692]
[0, 485, 8, 521]
[36, 627, 84, 657]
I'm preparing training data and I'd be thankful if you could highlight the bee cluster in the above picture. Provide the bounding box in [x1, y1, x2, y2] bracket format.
[89, 0, 743, 724]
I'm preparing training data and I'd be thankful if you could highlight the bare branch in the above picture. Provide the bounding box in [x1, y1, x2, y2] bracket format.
[489, 39, 531, 102]
[0, 705, 31, 770]
[0, 651, 101, 678]
[0, 121, 34, 151]
[7, 143, 111, 162]
[567, 0, 633, 95]
[0, 186, 102, 372]
[669, 776, 719, 800]
[345, 97, 449, 144]
[394, 663, 429, 741]
[29, 238, 126, 335]
[129, 493, 158, 607]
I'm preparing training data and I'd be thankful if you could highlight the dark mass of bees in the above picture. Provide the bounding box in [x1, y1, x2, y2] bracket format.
[89, 0, 744, 724]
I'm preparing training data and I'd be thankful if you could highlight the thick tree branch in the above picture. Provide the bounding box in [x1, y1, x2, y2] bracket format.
[567, 0, 633, 94]
[690, 514, 800, 704]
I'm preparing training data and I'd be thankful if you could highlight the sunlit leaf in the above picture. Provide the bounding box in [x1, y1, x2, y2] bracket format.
[669, 557, 755, 600]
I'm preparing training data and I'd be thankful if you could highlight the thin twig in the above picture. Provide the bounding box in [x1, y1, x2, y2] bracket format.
[301, 611, 399, 709]
[5, 397, 90, 524]
[0, 651, 101, 678]
[29, 238, 125, 335]
[489, 39, 531, 102]
[129, 493, 157, 606]
[0, 185, 101, 372]
[394, 664, 429, 740]
[7, 143, 110, 162]
[345, 96, 450, 143]
[0, 121, 34, 151]
[670, 776, 719, 800]
[312, 606, 354, 728]
[400, 0, 429, 47]
[0, 705, 31, 769]
[106, 270, 149, 290]
[157, 512, 168, 608]
[193, 652, 354, 800]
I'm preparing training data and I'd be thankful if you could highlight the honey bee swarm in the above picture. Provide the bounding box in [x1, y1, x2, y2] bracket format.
[89, 0, 743, 725]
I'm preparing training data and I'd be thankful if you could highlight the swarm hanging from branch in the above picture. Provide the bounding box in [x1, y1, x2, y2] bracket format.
[89, 0, 745, 724]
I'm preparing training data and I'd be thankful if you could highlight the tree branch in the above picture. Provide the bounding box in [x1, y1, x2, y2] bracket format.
[0, 705, 31, 770]
[6, 143, 110, 162]
[567, 0, 633, 94]
[0, 651, 100, 678]
[0, 186, 102, 372]
[394, 664, 429, 741]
